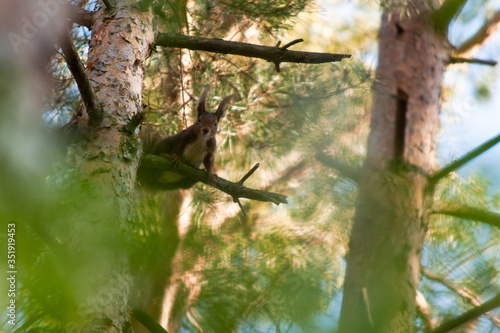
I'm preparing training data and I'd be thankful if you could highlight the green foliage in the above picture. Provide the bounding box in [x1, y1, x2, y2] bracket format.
[421, 174, 500, 332]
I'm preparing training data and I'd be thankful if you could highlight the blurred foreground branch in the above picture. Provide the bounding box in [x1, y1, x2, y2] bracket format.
[315, 151, 359, 183]
[431, 200, 500, 229]
[433, 0, 468, 33]
[455, 10, 500, 55]
[131, 307, 168, 333]
[430, 294, 500, 333]
[429, 131, 500, 185]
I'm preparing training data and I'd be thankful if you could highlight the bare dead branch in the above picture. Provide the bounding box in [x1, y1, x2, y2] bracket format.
[315, 151, 359, 183]
[238, 163, 260, 185]
[60, 31, 102, 129]
[280, 38, 303, 50]
[431, 200, 500, 229]
[131, 307, 169, 333]
[433, 0, 469, 34]
[429, 131, 500, 185]
[430, 294, 500, 333]
[155, 33, 350, 72]
[140, 154, 288, 205]
[455, 10, 500, 55]
[449, 56, 497, 66]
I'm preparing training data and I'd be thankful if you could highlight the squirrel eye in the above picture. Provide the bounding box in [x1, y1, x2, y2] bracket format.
[198, 118, 201, 122]
[215, 121, 218, 126]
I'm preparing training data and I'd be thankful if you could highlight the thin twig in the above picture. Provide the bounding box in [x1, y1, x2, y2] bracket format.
[280, 38, 303, 50]
[449, 56, 497, 66]
[235, 198, 247, 216]
[429, 131, 500, 185]
[238, 163, 260, 185]
[430, 294, 500, 333]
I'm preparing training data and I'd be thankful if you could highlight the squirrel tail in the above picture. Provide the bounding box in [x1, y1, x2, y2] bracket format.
[140, 125, 161, 154]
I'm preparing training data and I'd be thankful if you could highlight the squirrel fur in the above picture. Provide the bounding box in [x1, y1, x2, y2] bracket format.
[138, 86, 232, 190]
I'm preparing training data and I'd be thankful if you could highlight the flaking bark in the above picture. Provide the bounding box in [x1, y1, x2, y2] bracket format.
[70, 3, 154, 331]
[338, 2, 448, 332]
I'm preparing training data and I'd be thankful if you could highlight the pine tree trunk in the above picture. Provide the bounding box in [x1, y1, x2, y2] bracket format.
[69, 3, 153, 331]
[338, 2, 448, 332]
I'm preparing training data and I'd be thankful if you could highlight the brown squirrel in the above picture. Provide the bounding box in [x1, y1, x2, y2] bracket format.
[138, 86, 233, 190]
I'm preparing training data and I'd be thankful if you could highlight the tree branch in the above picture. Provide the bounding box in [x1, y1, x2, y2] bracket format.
[430, 294, 500, 333]
[455, 10, 500, 55]
[315, 151, 359, 183]
[431, 200, 500, 229]
[155, 33, 350, 72]
[60, 30, 102, 129]
[429, 131, 500, 185]
[140, 154, 288, 205]
[449, 56, 497, 66]
[416, 291, 436, 332]
[422, 271, 500, 328]
[66, 4, 93, 28]
[102, 0, 114, 11]
[433, 0, 469, 34]
[131, 307, 169, 333]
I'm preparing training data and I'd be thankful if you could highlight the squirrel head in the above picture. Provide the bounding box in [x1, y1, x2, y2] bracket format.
[194, 86, 233, 138]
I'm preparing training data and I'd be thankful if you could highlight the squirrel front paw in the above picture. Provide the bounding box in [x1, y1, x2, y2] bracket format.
[207, 172, 218, 186]
[161, 153, 182, 167]
[172, 154, 182, 167]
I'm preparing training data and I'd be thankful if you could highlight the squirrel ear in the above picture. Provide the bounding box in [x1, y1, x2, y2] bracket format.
[197, 86, 211, 116]
[216, 94, 233, 120]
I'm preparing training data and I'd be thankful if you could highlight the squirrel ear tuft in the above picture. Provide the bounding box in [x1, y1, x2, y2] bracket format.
[197, 86, 211, 116]
[216, 94, 233, 120]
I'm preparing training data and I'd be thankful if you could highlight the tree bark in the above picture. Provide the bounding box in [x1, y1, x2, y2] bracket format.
[338, 2, 448, 332]
[69, 2, 154, 331]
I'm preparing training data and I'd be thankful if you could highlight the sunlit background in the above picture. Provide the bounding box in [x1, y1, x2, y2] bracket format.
[0, 0, 499, 332]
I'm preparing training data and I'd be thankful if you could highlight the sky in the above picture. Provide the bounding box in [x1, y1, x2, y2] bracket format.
[441, 1, 500, 189]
